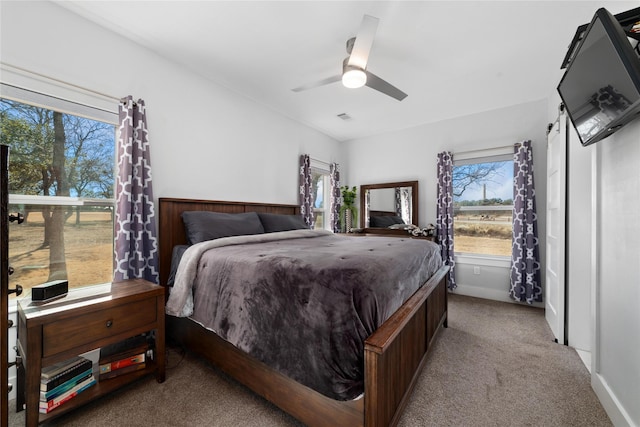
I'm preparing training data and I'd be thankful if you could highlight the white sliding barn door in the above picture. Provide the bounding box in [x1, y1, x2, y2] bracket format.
[545, 112, 567, 344]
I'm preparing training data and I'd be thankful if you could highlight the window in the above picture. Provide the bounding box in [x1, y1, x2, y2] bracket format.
[453, 151, 513, 257]
[311, 166, 331, 231]
[1, 89, 116, 300]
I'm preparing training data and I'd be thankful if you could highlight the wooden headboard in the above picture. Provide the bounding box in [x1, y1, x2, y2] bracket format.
[158, 198, 300, 286]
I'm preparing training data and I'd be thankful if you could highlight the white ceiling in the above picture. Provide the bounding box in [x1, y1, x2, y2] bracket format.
[54, 1, 635, 142]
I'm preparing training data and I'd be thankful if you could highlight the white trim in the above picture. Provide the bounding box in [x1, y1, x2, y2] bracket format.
[454, 145, 513, 162]
[310, 158, 331, 173]
[450, 285, 544, 308]
[592, 372, 635, 427]
[592, 143, 601, 375]
[9, 195, 114, 207]
[455, 253, 510, 268]
[0, 63, 118, 124]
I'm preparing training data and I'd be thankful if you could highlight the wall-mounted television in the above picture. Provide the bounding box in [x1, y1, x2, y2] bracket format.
[557, 8, 640, 147]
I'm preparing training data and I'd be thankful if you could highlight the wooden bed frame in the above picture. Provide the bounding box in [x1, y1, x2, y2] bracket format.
[158, 197, 448, 427]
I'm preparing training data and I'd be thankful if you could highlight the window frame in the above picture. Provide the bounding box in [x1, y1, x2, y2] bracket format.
[310, 163, 332, 231]
[452, 147, 514, 260]
[1, 76, 118, 309]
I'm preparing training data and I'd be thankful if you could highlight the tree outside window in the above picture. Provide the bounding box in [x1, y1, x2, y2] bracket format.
[453, 158, 513, 257]
[1, 98, 115, 297]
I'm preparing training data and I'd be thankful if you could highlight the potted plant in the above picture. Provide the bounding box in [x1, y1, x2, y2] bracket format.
[340, 186, 358, 232]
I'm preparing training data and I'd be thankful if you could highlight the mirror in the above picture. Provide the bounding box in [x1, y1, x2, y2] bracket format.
[360, 180, 419, 231]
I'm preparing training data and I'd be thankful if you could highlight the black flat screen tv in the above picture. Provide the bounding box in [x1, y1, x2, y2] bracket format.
[558, 8, 640, 146]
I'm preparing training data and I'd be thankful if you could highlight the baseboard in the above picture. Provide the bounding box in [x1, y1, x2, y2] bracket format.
[592, 371, 636, 427]
[451, 284, 545, 308]
[575, 349, 591, 374]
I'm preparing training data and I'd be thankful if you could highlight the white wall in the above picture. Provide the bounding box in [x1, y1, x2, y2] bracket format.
[0, 1, 343, 207]
[343, 99, 549, 301]
[592, 121, 640, 426]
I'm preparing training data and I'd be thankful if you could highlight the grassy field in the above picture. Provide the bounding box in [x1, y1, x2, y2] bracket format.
[454, 220, 512, 256]
[454, 234, 511, 257]
[8, 211, 113, 298]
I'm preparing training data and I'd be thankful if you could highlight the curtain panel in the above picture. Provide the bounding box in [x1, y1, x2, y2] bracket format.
[299, 154, 315, 228]
[113, 96, 159, 284]
[509, 140, 542, 303]
[329, 163, 341, 233]
[437, 151, 456, 289]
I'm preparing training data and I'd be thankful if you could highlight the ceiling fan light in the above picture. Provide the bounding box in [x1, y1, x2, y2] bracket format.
[342, 69, 366, 89]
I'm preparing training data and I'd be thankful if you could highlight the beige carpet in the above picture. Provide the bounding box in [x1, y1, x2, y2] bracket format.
[9, 294, 611, 426]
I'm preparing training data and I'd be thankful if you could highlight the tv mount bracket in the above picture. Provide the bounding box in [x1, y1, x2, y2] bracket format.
[561, 6, 640, 69]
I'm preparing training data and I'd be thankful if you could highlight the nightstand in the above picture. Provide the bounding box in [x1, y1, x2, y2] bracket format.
[16, 279, 165, 426]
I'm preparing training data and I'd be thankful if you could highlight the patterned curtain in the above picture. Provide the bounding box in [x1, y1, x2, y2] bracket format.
[395, 188, 402, 216]
[114, 96, 159, 283]
[437, 151, 456, 289]
[299, 154, 315, 228]
[364, 190, 371, 227]
[401, 187, 412, 224]
[509, 140, 542, 303]
[329, 163, 341, 233]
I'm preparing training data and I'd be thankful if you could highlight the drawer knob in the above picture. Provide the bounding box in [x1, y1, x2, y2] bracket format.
[106, 320, 113, 328]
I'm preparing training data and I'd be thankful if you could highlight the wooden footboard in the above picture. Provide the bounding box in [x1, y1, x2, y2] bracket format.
[159, 198, 448, 427]
[364, 264, 448, 427]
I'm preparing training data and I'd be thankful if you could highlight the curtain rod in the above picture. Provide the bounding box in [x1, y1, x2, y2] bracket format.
[2, 62, 122, 102]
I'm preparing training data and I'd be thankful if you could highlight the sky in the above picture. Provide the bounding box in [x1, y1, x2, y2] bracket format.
[454, 161, 513, 202]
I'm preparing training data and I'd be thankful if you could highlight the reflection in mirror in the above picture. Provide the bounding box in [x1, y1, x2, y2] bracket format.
[360, 181, 418, 230]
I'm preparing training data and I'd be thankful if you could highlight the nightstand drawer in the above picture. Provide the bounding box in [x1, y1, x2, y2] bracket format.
[42, 298, 157, 357]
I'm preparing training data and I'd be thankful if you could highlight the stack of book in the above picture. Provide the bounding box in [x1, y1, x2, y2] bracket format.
[39, 356, 96, 414]
[98, 334, 152, 381]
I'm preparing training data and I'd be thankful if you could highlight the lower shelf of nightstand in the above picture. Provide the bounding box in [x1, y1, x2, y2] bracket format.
[38, 362, 160, 422]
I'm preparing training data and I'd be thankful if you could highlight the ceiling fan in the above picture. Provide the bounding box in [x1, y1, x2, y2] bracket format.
[292, 15, 408, 101]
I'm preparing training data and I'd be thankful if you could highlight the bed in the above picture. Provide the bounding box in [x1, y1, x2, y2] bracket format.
[158, 198, 448, 427]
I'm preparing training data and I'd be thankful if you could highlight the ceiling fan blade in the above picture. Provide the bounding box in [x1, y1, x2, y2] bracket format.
[364, 71, 408, 101]
[347, 15, 379, 70]
[291, 75, 342, 92]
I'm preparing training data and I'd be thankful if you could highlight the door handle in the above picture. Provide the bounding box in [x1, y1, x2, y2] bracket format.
[8, 212, 24, 224]
[8, 284, 22, 297]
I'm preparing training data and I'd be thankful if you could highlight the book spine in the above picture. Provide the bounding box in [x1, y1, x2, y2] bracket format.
[38, 376, 96, 413]
[41, 359, 93, 392]
[99, 353, 145, 374]
[99, 362, 146, 381]
[40, 369, 92, 401]
[99, 344, 150, 364]
[40, 356, 83, 379]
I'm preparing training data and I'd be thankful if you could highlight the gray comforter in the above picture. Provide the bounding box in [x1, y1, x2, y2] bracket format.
[166, 229, 442, 401]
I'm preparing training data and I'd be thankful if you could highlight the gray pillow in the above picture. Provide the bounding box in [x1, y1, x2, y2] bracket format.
[257, 213, 308, 233]
[370, 215, 405, 228]
[182, 211, 265, 244]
